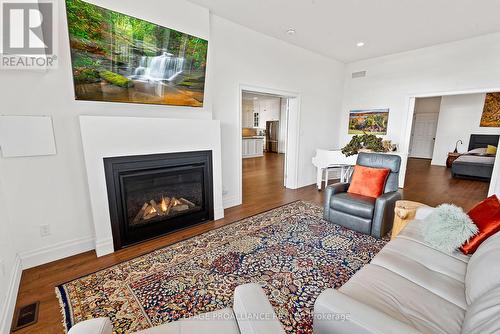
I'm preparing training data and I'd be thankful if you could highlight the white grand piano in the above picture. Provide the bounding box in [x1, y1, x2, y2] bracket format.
[312, 149, 357, 190]
[312, 149, 405, 190]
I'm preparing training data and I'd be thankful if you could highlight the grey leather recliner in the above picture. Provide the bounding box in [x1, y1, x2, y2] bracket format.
[323, 152, 402, 238]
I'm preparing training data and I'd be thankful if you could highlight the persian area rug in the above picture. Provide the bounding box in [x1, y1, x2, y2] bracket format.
[56, 201, 387, 334]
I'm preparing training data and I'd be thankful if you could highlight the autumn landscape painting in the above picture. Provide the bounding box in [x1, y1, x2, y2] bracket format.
[480, 92, 500, 127]
[348, 109, 389, 135]
[65, 0, 208, 107]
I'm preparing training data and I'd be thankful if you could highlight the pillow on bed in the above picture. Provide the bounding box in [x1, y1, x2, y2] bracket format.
[487, 145, 497, 155]
[468, 148, 488, 155]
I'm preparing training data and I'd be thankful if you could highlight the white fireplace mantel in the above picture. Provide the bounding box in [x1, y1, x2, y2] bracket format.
[79, 115, 224, 256]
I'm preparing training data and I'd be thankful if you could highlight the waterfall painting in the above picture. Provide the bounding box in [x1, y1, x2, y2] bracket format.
[65, 0, 208, 107]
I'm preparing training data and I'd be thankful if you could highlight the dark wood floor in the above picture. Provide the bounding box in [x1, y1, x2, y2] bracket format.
[403, 158, 489, 211]
[11, 154, 488, 333]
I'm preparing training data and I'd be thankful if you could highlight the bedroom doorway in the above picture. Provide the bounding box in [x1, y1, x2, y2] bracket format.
[403, 92, 500, 210]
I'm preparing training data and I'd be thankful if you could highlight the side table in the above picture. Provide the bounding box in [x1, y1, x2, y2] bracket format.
[392, 200, 428, 239]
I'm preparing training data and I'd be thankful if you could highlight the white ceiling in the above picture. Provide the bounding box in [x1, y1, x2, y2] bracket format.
[188, 0, 500, 62]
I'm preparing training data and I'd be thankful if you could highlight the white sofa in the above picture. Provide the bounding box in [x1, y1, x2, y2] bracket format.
[314, 206, 500, 334]
[67, 283, 284, 334]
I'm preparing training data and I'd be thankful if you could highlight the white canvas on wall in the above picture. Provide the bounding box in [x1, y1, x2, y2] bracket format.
[0, 115, 56, 157]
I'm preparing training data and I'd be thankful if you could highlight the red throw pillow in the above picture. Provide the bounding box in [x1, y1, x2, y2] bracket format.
[461, 195, 500, 255]
[347, 165, 390, 198]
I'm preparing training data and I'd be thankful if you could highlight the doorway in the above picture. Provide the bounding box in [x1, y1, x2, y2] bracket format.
[241, 91, 288, 203]
[403, 93, 499, 210]
[238, 85, 300, 206]
[409, 97, 441, 159]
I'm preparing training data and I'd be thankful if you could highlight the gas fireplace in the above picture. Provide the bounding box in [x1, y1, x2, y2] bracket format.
[104, 151, 214, 250]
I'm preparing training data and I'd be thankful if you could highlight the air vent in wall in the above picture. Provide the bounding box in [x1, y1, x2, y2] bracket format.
[352, 71, 367, 79]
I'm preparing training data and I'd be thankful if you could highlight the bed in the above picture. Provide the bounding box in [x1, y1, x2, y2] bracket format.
[451, 134, 499, 180]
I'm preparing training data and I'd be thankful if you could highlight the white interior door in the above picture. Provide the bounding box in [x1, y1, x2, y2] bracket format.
[409, 113, 439, 159]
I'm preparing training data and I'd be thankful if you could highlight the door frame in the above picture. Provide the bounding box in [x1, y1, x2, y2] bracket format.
[238, 84, 301, 205]
[402, 87, 500, 196]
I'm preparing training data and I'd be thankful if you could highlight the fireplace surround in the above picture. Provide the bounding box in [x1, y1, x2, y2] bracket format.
[104, 151, 214, 250]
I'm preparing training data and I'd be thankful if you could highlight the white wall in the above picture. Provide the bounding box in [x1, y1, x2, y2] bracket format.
[211, 15, 345, 205]
[340, 32, 500, 186]
[0, 0, 212, 329]
[432, 93, 500, 166]
[0, 0, 346, 325]
[0, 167, 20, 334]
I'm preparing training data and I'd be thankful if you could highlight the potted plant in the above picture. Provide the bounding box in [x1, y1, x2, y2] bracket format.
[341, 133, 387, 157]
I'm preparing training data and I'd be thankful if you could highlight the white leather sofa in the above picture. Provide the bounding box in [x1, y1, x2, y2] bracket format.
[314, 206, 500, 334]
[67, 283, 284, 334]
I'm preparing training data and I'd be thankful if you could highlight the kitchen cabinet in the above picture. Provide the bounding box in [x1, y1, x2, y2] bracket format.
[242, 137, 264, 158]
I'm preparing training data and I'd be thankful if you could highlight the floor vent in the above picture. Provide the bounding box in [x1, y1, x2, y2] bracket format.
[12, 302, 39, 331]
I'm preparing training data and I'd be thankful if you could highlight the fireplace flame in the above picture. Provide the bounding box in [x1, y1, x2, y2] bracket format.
[132, 196, 196, 225]
[160, 197, 168, 212]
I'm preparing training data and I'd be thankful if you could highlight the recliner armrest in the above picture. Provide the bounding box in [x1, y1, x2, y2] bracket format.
[325, 182, 350, 197]
[314, 289, 420, 334]
[323, 182, 349, 220]
[372, 191, 401, 238]
[233, 283, 285, 334]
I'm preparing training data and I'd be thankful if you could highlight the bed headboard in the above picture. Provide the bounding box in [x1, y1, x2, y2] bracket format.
[468, 134, 500, 151]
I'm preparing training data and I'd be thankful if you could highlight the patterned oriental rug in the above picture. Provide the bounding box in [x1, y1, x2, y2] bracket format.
[56, 201, 387, 334]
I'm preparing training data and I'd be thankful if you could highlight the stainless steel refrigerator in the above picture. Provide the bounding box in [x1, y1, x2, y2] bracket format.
[266, 121, 279, 153]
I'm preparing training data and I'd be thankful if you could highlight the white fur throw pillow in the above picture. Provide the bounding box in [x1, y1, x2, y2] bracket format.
[423, 204, 478, 253]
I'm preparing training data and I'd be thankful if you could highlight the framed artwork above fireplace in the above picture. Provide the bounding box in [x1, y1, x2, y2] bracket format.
[65, 0, 208, 107]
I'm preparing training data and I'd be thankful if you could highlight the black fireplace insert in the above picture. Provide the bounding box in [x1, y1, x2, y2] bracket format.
[104, 151, 214, 250]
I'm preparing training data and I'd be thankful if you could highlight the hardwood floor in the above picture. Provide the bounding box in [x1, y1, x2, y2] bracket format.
[402, 158, 489, 211]
[10, 154, 488, 333]
[11, 153, 322, 334]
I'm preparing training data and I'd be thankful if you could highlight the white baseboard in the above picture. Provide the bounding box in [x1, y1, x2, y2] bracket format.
[223, 195, 241, 209]
[19, 236, 95, 270]
[0, 255, 22, 334]
[214, 206, 224, 220]
[95, 237, 114, 257]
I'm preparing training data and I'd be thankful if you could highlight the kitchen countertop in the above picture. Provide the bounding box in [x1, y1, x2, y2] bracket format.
[242, 136, 265, 139]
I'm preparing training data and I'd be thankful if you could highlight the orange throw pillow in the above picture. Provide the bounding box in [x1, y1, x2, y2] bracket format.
[347, 165, 390, 198]
[461, 195, 500, 255]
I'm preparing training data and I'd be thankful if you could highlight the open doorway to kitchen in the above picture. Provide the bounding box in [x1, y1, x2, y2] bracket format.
[239, 88, 299, 206]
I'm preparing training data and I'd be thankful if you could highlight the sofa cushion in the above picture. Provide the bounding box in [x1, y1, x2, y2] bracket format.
[397, 219, 470, 263]
[68, 318, 112, 334]
[382, 238, 467, 283]
[340, 264, 465, 334]
[371, 238, 467, 309]
[462, 285, 500, 334]
[134, 309, 240, 334]
[465, 231, 500, 305]
[422, 204, 478, 254]
[330, 192, 375, 219]
[460, 195, 500, 255]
